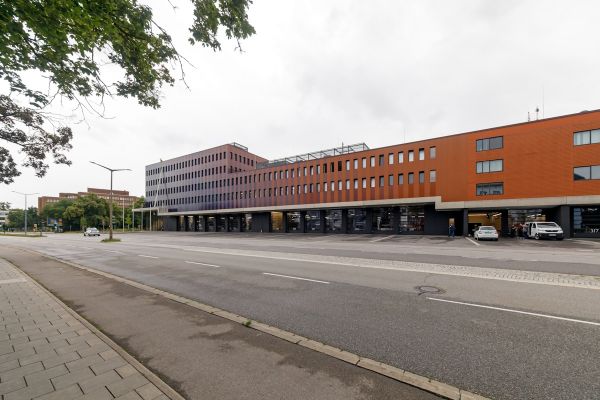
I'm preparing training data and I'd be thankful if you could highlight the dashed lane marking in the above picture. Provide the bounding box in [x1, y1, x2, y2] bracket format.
[184, 261, 221, 268]
[427, 297, 600, 327]
[262, 272, 330, 284]
[138, 254, 159, 259]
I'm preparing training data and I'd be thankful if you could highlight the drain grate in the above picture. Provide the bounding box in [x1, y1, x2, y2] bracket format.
[414, 285, 445, 295]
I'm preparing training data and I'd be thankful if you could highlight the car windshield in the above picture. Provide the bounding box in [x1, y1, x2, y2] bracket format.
[480, 227, 495, 231]
[537, 223, 558, 228]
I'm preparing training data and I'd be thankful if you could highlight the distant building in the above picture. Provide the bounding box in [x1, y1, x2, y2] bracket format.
[0, 210, 8, 228]
[38, 188, 139, 212]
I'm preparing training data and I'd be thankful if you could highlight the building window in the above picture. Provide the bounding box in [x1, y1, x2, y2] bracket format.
[362, 158, 366, 168]
[388, 153, 394, 165]
[419, 171, 425, 183]
[408, 150, 414, 162]
[354, 179, 358, 189]
[379, 154, 384, 166]
[324, 182, 327, 192]
[398, 173, 404, 185]
[331, 181, 335, 191]
[476, 136, 503, 151]
[316, 183, 320, 192]
[317, 165, 321, 174]
[370, 156, 375, 167]
[574, 165, 600, 180]
[346, 179, 350, 190]
[430, 146, 436, 159]
[388, 174, 394, 186]
[476, 182, 504, 195]
[303, 167, 307, 176]
[310, 166, 314, 175]
[476, 159, 504, 173]
[370, 177, 376, 188]
[379, 176, 384, 187]
[362, 178, 367, 188]
[338, 161, 343, 171]
[346, 160, 350, 171]
[430, 170, 437, 182]
[304, 184, 307, 193]
[419, 148, 425, 161]
[353, 159, 358, 169]
[408, 172, 414, 184]
[398, 151, 404, 163]
[310, 183, 313, 193]
[574, 129, 600, 146]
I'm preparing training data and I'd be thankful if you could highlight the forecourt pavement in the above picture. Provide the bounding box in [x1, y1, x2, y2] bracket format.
[2, 232, 600, 400]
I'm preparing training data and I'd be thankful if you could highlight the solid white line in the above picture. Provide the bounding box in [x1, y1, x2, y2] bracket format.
[105, 250, 124, 254]
[137, 254, 158, 259]
[427, 297, 600, 327]
[370, 235, 395, 243]
[465, 237, 480, 246]
[262, 272, 330, 284]
[185, 261, 221, 268]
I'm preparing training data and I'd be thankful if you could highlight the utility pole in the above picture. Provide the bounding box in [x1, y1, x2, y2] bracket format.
[11, 191, 38, 235]
[122, 197, 125, 232]
[90, 162, 131, 241]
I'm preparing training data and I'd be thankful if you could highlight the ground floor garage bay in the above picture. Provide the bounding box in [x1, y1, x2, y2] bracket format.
[156, 204, 600, 238]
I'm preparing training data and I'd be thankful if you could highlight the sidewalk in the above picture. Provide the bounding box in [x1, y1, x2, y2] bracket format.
[0, 258, 176, 400]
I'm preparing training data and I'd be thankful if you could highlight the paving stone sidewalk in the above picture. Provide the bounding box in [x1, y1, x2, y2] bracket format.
[0, 258, 173, 400]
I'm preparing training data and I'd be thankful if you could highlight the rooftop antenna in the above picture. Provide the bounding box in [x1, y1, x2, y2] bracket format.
[535, 107, 540, 120]
[528, 111, 530, 122]
[542, 86, 545, 119]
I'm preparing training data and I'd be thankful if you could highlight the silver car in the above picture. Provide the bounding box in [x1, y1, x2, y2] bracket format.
[83, 227, 100, 237]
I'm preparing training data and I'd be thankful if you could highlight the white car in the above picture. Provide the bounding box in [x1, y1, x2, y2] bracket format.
[525, 222, 564, 240]
[83, 227, 100, 237]
[474, 226, 499, 241]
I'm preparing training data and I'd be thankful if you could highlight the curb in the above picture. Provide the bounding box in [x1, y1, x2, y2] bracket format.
[13, 246, 489, 400]
[2, 255, 186, 400]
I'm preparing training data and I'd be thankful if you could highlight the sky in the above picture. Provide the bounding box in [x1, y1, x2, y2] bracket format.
[2, 0, 600, 208]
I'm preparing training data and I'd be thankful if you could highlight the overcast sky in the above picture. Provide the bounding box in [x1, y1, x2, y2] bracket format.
[2, 0, 600, 208]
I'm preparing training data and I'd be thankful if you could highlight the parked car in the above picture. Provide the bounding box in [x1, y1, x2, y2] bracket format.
[525, 222, 564, 240]
[83, 227, 100, 237]
[474, 226, 499, 241]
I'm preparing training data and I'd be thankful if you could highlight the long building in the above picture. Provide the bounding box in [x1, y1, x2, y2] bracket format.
[38, 188, 138, 212]
[141, 111, 600, 238]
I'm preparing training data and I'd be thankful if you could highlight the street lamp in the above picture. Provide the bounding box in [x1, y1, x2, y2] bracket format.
[90, 161, 131, 241]
[11, 191, 38, 235]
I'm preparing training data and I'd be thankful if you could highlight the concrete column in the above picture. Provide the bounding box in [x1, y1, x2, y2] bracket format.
[193, 216, 198, 232]
[559, 205, 571, 238]
[184, 216, 189, 231]
[224, 215, 230, 232]
[392, 206, 400, 233]
[462, 209, 469, 236]
[501, 210, 509, 237]
[299, 211, 307, 233]
[234, 214, 242, 232]
[282, 212, 289, 233]
[364, 208, 373, 233]
[341, 209, 348, 233]
[176, 216, 181, 232]
[319, 211, 326, 233]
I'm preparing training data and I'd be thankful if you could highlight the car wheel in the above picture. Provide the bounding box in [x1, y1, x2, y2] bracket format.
[534, 233, 540, 240]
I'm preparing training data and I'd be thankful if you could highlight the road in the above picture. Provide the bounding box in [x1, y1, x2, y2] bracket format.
[2, 232, 600, 400]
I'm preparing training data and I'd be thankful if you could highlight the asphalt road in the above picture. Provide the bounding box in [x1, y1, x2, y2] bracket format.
[2, 232, 600, 400]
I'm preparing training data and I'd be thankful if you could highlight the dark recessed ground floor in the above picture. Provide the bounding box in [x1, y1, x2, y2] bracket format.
[156, 204, 600, 239]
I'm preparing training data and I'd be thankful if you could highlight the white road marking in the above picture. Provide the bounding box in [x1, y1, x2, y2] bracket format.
[427, 297, 600, 327]
[137, 255, 158, 259]
[185, 261, 221, 268]
[0, 278, 27, 285]
[105, 250, 124, 255]
[464, 237, 480, 246]
[370, 235, 395, 243]
[262, 272, 330, 284]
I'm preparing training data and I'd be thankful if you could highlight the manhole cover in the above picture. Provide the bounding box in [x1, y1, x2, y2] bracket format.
[414, 285, 445, 295]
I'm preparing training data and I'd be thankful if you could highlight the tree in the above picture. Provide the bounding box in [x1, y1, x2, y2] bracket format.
[6, 206, 39, 230]
[1, 1, 255, 183]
